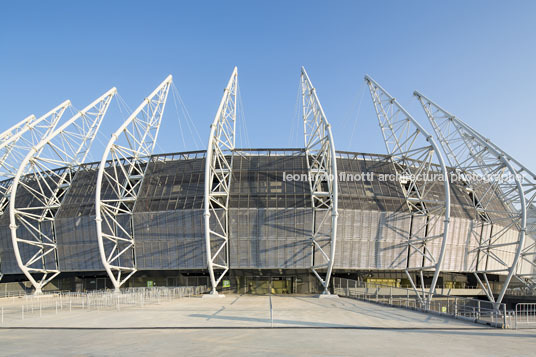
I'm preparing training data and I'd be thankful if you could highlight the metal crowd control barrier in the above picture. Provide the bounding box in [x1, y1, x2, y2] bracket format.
[514, 303, 536, 329]
[332, 277, 510, 328]
[0, 286, 208, 325]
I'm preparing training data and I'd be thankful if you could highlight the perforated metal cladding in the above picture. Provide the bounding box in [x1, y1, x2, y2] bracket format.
[55, 166, 128, 271]
[230, 208, 312, 268]
[133, 155, 206, 269]
[443, 217, 479, 272]
[0, 224, 20, 274]
[334, 209, 409, 269]
[133, 210, 205, 269]
[230, 154, 311, 209]
[0, 150, 524, 276]
[56, 215, 102, 271]
[335, 156, 409, 269]
[229, 154, 313, 268]
[57, 169, 98, 218]
[337, 157, 407, 211]
[135, 157, 205, 211]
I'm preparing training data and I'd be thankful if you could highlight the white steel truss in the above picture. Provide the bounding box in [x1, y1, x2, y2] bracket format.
[204, 67, 237, 295]
[0, 101, 71, 215]
[365, 76, 451, 307]
[96, 75, 172, 292]
[0, 114, 39, 144]
[415, 91, 527, 304]
[450, 124, 536, 292]
[10, 88, 116, 293]
[300, 67, 339, 294]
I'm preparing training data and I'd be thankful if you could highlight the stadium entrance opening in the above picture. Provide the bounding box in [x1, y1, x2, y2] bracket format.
[242, 276, 293, 295]
[232, 273, 321, 295]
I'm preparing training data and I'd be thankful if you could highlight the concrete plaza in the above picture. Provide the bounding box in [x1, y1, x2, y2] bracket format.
[0, 295, 534, 356]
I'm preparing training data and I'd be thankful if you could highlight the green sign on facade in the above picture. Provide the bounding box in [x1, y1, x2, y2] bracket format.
[147, 280, 154, 288]
[222, 280, 231, 288]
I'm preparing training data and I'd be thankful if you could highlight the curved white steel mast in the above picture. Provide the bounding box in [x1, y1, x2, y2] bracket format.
[0, 101, 71, 215]
[96, 75, 172, 292]
[204, 67, 237, 296]
[0, 114, 39, 144]
[415, 91, 527, 305]
[365, 76, 451, 307]
[10, 88, 116, 293]
[300, 67, 339, 295]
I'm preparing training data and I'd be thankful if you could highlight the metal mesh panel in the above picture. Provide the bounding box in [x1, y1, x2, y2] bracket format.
[56, 215, 102, 271]
[0, 149, 524, 276]
[0, 224, 20, 274]
[136, 156, 205, 212]
[133, 210, 205, 269]
[57, 169, 99, 218]
[229, 208, 312, 268]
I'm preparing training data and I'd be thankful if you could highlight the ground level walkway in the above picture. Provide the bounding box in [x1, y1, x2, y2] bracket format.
[0, 294, 534, 355]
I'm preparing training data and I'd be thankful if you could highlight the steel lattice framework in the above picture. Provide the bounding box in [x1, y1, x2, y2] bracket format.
[10, 88, 116, 293]
[0, 114, 38, 144]
[0, 101, 71, 215]
[204, 67, 237, 295]
[365, 76, 451, 306]
[300, 67, 339, 295]
[96, 76, 172, 292]
[415, 91, 528, 304]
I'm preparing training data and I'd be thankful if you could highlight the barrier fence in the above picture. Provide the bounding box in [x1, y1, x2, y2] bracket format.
[514, 303, 536, 329]
[332, 277, 512, 328]
[0, 286, 208, 324]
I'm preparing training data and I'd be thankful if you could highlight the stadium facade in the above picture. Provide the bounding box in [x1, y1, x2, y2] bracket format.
[0, 68, 534, 306]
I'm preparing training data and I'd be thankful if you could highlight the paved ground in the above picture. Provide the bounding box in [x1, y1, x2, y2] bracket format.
[0, 294, 535, 356]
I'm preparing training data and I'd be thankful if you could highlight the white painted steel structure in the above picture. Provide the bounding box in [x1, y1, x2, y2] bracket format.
[204, 67, 237, 295]
[95, 75, 172, 292]
[415, 91, 528, 305]
[0, 114, 37, 144]
[0, 101, 71, 215]
[365, 76, 451, 306]
[300, 67, 339, 294]
[9, 89, 116, 293]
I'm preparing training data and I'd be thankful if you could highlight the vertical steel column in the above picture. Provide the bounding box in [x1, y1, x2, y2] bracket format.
[365, 76, 450, 307]
[415, 91, 527, 305]
[96, 75, 172, 292]
[10, 88, 116, 294]
[204, 67, 237, 296]
[300, 67, 339, 295]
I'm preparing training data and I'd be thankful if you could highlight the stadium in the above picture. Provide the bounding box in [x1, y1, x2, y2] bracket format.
[0, 67, 533, 308]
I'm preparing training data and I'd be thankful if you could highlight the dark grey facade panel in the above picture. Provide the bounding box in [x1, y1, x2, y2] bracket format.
[229, 208, 312, 269]
[57, 169, 99, 218]
[133, 209, 205, 269]
[136, 158, 205, 212]
[0, 150, 521, 277]
[0, 224, 21, 274]
[56, 215, 102, 271]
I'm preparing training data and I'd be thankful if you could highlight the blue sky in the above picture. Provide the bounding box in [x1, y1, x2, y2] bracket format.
[1, 1, 535, 169]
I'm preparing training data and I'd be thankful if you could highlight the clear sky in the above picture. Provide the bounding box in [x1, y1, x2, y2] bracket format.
[1, 1, 535, 169]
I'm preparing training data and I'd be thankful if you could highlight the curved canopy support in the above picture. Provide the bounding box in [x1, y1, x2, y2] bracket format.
[365, 76, 451, 307]
[204, 67, 237, 295]
[0, 114, 38, 144]
[415, 91, 527, 305]
[0, 101, 71, 215]
[301, 67, 338, 294]
[96, 75, 172, 292]
[0, 115, 36, 161]
[10, 88, 116, 294]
